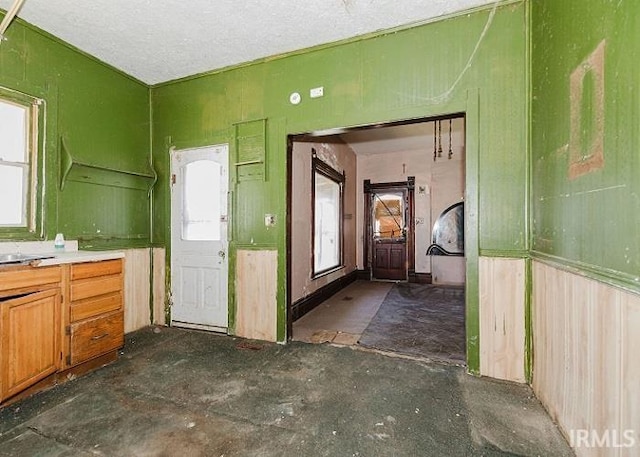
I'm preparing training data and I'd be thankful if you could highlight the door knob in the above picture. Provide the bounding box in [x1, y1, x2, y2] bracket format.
[218, 250, 226, 260]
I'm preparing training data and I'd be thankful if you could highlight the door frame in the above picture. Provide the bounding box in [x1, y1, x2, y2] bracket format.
[168, 143, 230, 332]
[363, 177, 415, 281]
[285, 93, 479, 373]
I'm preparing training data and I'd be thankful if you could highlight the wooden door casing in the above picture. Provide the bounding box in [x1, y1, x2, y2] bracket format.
[364, 177, 415, 281]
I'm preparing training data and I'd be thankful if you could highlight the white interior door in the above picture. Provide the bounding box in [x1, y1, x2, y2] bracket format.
[170, 144, 228, 331]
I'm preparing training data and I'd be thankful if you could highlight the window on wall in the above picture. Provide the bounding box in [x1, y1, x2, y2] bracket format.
[312, 155, 344, 277]
[182, 159, 221, 241]
[0, 89, 40, 231]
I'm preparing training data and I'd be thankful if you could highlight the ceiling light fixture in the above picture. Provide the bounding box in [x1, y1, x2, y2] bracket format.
[0, 0, 27, 43]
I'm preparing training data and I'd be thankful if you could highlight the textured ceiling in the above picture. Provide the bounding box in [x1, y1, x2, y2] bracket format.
[340, 123, 434, 156]
[0, 0, 495, 84]
[339, 117, 464, 156]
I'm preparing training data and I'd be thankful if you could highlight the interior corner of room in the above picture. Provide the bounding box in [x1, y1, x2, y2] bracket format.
[0, 0, 639, 455]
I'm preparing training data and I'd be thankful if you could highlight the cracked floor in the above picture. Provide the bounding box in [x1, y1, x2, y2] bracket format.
[0, 327, 572, 456]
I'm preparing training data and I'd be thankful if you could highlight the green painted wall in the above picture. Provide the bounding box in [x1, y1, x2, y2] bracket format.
[0, 14, 151, 249]
[531, 0, 640, 289]
[152, 1, 529, 369]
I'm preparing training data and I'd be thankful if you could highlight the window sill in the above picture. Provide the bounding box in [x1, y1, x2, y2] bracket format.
[0, 229, 43, 241]
[312, 265, 344, 280]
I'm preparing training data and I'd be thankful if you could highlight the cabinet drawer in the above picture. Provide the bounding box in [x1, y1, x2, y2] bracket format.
[0, 266, 61, 296]
[71, 260, 122, 281]
[70, 311, 124, 366]
[71, 275, 121, 301]
[70, 292, 122, 322]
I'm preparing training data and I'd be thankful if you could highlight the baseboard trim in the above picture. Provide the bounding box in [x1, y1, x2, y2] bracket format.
[291, 270, 358, 321]
[357, 269, 370, 280]
[410, 272, 432, 284]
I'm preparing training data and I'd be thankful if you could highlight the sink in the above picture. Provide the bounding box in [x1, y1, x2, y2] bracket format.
[0, 253, 56, 265]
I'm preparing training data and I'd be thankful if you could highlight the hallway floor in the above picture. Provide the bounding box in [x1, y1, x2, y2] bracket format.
[0, 327, 572, 456]
[293, 280, 466, 364]
[358, 282, 466, 364]
[293, 280, 393, 345]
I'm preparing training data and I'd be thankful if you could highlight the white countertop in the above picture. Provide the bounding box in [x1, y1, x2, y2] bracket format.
[0, 240, 124, 267]
[35, 250, 124, 267]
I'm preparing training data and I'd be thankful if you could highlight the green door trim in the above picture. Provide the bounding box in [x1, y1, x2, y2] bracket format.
[284, 89, 481, 374]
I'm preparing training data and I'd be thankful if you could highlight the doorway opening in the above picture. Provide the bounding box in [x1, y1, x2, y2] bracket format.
[364, 178, 415, 281]
[287, 115, 467, 364]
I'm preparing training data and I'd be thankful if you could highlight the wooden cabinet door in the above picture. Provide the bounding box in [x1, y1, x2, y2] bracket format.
[0, 290, 60, 401]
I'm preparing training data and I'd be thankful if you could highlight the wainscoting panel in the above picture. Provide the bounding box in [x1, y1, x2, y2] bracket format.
[532, 261, 640, 457]
[478, 257, 525, 382]
[152, 248, 166, 326]
[621, 293, 640, 456]
[123, 248, 151, 333]
[235, 250, 278, 341]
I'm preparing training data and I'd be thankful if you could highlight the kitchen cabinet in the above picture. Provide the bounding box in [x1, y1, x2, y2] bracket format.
[0, 258, 124, 405]
[0, 266, 61, 295]
[66, 259, 124, 367]
[0, 290, 60, 402]
[0, 266, 62, 403]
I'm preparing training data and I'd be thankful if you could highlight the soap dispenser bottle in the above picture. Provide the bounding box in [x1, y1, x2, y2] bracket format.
[54, 233, 65, 251]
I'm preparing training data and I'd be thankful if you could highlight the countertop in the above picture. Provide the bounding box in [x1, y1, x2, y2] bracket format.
[35, 250, 124, 267]
[0, 240, 124, 269]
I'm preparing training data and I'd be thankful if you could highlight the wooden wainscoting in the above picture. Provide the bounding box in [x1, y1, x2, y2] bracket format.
[123, 249, 151, 333]
[479, 257, 526, 382]
[235, 250, 278, 342]
[532, 261, 640, 457]
[152, 247, 166, 326]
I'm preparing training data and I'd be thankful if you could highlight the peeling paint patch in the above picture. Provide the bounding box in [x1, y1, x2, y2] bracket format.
[317, 143, 341, 171]
[568, 40, 605, 180]
[555, 144, 568, 155]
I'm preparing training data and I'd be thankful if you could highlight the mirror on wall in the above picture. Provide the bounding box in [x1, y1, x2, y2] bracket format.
[426, 201, 464, 256]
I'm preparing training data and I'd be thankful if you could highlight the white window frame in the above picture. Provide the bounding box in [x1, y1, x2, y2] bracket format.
[0, 86, 42, 235]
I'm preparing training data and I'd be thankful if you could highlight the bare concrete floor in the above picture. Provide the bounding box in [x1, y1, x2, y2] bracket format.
[292, 280, 393, 345]
[293, 281, 466, 365]
[358, 283, 466, 364]
[0, 327, 572, 456]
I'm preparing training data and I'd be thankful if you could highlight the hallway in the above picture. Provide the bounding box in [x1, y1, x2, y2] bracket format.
[293, 280, 466, 364]
[292, 281, 392, 346]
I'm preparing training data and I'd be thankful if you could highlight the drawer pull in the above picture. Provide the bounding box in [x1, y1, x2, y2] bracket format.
[91, 333, 109, 341]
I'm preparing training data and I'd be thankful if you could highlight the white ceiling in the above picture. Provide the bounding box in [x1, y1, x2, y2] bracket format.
[340, 123, 434, 156]
[339, 118, 464, 156]
[0, 0, 495, 85]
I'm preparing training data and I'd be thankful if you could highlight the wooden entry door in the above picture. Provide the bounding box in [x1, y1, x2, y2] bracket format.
[373, 239, 406, 280]
[364, 178, 415, 281]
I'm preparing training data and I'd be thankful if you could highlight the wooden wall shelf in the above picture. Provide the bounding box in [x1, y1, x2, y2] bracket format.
[59, 137, 157, 193]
